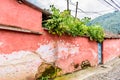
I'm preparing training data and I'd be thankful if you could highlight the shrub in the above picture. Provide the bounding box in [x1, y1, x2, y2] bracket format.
[43, 6, 104, 43]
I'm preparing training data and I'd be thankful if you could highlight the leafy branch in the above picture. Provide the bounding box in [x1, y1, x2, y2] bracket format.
[43, 6, 104, 43]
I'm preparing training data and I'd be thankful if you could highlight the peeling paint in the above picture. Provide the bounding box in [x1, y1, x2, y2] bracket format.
[117, 48, 120, 52]
[36, 42, 58, 63]
[0, 50, 42, 80]
[57, 41, 79, 59]
[89, 48, 98, 59]
[0, 51, 41, 65]
[0, 36, 98, 78]
[0, 0, 101, 79]
[0, 42, 3, 46]
[0, 60, 41, 80]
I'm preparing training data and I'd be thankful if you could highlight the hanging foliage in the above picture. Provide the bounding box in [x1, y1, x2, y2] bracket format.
[43, 5, 104, 43]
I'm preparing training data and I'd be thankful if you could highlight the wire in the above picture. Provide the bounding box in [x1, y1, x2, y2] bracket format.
[103, 0, 119, 10]
[111, 0, 120, 9]
[65, 0, 117, 16]
[69, 0, 114, 15]
[69, 0, 102, 15]
[71, 10, 103, 16]
[115, 0, 120, 4]
[98, 0, 115, 10]
[69, 0, 86, 13]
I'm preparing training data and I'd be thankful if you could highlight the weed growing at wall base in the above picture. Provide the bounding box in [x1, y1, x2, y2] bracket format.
[43, 5, 104, 43]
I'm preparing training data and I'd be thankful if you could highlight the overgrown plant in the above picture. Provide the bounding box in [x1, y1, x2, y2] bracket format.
[43, 5, 104, 43]
[88, 25, 104, 42]
[35, 63, 62, 80]
[40, 76, 49, 80]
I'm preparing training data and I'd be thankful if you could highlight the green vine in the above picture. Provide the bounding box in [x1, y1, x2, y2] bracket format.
[43, 5, 104, 43]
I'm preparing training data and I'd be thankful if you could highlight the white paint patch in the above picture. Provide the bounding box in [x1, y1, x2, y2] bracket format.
[0, 51, 41, 66]
[117, 48, 120, 52]
[69, 47, 79, 54]
[0, 60, 41, 80]
[0, 42, 3, 46]
[89, 48, 97, 59]
[36, 41, 79, 62]
[57, 42, 79, 59]
[36, 42, 58, 63]
[0, 51, 42, 80]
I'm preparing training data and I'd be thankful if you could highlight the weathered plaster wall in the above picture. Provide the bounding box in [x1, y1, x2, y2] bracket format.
[0, 30, 39, 53]
[0, 29, 98, 79]
[0, 0, 98, 79]
[0, 0, 42, 32]
[0, 29, 57, 80]
[2, 29, 120, 79]
[55, 36, 98, 73]
[103, 39, 120, 63]
[0, 51, 42, 80]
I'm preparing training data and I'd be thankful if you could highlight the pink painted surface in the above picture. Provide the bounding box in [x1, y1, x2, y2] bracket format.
[0, 30, 55, 54]
[0, 0, 98, 79]
[0, 0, 120, 77]
[0, 29, 98, 73]
[0, 0, 42, 32]
[103, 39, 120, 63]
[56, 36, 98, 73]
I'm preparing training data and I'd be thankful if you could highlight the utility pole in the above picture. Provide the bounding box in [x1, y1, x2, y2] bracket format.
[67, 0, 69, 10]
[75, 1, 78, 18]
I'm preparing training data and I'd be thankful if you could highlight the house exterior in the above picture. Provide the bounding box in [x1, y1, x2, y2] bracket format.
[0, 0, 98, 80]
[0, 0, 120, 80]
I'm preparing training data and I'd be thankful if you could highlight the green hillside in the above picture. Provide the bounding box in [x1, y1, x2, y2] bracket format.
[88, 11, 120, 34]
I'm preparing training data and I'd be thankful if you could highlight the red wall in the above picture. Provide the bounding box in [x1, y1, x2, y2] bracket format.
[0, 29, 58, 54]
[0, 0, 98, 75]
[55, 36, 98, 73]
[1, 0, 120, 79]
[0, 30, 39, 53]
[1, 0, 120, 74]
[0, 0, 42, 32]
[103, 39, 120, 63]
[0, 29, 98, 73]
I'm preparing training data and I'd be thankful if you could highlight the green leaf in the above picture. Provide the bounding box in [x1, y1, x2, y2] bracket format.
[42, 5, 104, 43]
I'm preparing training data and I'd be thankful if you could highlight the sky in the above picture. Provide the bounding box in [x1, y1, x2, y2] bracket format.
[26, 0, 120, 19]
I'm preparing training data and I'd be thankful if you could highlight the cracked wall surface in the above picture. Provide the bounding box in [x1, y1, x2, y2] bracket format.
[0, 30, 98, 80]
[0, 0, 99, 80]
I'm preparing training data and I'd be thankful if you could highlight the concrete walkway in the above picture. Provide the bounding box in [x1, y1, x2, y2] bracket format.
[54, 57, 120, 80]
